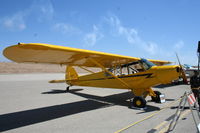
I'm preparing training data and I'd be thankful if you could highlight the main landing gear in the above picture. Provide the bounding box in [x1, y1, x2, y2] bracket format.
[131, 96, 146, 108]
[151, 91, 161, 103]
[131, 91, 162, 108]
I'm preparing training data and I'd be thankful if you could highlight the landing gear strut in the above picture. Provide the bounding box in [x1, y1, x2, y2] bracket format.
[151, 91, 161, 103]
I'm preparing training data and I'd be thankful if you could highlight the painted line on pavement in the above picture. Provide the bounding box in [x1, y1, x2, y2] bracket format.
[114, 97, 182, 133]
[158, 109, 191, 133]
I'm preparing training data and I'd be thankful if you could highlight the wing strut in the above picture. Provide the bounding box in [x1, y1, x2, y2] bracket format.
[78, 66, 95, 74]
[88, 58, 132, 89]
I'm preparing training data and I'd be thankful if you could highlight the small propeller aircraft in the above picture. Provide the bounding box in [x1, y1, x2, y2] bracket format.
[3, 43, 187, 108]
[183, 64, 198, 78]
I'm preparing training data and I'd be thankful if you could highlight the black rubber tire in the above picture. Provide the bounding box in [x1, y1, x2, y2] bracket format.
[132, 96, 146, 108]
[151, 91, 161, 103]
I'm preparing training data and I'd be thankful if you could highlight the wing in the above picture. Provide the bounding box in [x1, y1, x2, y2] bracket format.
[3, 43, 171, 67]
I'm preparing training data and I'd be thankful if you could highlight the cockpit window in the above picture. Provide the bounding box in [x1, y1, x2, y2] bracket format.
[139, 58, 156, 70]
[107, 58, 156, 77]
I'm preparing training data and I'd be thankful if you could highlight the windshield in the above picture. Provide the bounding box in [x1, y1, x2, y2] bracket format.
[139, 58, 156, 70]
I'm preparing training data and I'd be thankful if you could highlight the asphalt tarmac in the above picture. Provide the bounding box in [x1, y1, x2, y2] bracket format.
[0, 73, 200, 133]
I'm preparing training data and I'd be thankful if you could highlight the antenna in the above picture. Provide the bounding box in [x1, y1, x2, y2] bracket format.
[197, 41, 200, 75]
[198, 41, 200, 53]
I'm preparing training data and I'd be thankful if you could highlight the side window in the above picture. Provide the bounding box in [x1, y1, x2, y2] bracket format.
[127, 63, 143, 74]
[107, 66, 122, 76]
[105, 61, 146, 77]
[121, 67, 128, 75]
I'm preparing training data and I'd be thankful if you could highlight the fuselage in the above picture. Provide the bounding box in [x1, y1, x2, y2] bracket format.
[67, 65, 180, 90]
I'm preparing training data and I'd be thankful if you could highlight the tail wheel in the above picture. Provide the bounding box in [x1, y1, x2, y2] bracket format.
[132, 96, 146, 108]
[151, 91, 161, 103]
[66, 86, 70, 92]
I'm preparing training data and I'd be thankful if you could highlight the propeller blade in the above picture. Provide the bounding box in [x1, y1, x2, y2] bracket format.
[176, 53, 188, 84]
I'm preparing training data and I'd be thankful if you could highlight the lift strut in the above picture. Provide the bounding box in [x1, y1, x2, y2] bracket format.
[88, 58, 132, 89]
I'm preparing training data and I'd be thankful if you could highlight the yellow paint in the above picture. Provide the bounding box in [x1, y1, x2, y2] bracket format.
[115, 97, 182, 133]
[49, 79, 66, 83]
[3, 43, 171, 67]
[159, 110, 191, 133]
[136, 100, 142, 106]
[3, 43, 180, 101]
[79, 66, 95, 74]
[154, 121, 168, 130]
[68, 65, 180, 97]
[88, 57, 132, 89]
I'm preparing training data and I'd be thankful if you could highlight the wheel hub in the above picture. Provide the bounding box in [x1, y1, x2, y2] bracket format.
[136, 100, 142, 106]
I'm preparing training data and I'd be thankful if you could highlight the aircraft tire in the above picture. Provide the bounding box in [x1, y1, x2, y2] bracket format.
[151, 91, 161, 103]
[132, 96, 146, 108]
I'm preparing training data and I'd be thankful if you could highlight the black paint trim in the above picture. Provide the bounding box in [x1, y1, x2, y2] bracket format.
[78, 73, 154, 82]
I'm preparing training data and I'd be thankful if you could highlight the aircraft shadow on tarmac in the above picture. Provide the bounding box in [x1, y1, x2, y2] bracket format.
[42, 89, 83, 94]
[43, 88, 161, 112]
[0, 88, 161, 132]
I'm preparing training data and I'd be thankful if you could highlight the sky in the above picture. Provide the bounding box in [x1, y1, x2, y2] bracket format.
[0, 0, 200, 65]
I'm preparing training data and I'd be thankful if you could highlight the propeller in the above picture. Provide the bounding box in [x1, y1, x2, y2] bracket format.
[176, 53, 188, 84]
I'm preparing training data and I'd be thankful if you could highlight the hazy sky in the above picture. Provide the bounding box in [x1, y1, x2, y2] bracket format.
[1, 0, 200, 65]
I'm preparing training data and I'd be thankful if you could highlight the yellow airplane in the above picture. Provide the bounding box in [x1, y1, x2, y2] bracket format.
[3, 43, 186, 108]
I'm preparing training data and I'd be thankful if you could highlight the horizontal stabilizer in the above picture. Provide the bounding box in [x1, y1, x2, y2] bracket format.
[49, 79, 66, 83]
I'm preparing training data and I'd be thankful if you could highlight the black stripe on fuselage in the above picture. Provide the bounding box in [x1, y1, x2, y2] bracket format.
[77, 73, 154, 82]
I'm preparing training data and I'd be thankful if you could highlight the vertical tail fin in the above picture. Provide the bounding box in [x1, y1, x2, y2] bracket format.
[65, 66, 78, 81]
